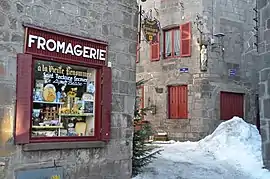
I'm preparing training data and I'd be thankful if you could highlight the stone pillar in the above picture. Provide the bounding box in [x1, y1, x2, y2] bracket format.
[259, 68, 270, 168]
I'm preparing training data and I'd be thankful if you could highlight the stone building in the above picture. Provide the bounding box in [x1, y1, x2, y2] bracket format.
[0, 0, 137, 178]
[136, 0, 258, 141]
[256, 0, 270, 169]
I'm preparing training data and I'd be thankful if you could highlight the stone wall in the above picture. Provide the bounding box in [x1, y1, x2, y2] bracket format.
[137, 0, 203, 141]
[136, 0, 257, 141]
[201, 0, 258, 125]
[0, 0, 137, 178]
[257, 0, 270, 169]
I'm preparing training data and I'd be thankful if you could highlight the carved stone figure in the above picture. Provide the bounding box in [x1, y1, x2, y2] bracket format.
[200, 45, 208, 71]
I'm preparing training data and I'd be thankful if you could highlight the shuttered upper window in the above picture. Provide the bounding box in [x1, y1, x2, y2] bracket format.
[163, 22, 192, 59]
[220, 92, 244, 120]
[168, 85, 188, 119]
[164, 28, 180, 58]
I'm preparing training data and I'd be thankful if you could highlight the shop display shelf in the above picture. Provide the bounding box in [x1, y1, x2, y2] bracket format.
[32, 125, 64, 129]
[59, 113, 93, 117]
[33, 101, 64, 105]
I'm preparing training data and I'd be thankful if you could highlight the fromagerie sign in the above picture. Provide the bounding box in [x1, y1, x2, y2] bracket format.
[24, 25, 108, 63]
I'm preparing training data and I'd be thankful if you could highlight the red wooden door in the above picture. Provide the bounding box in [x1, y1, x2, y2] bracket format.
[168, 85, 188, 119]
[220, 92, 244, 120]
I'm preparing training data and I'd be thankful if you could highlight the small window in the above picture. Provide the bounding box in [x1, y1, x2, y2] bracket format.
[220, 92, 244, 120]
[32, 60, 97, 137]
[164, 28, 180, 58]
[168, 85, 188, 119]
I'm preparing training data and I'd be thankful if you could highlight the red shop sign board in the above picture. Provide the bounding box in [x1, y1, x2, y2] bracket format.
[24, 24, 108, 66]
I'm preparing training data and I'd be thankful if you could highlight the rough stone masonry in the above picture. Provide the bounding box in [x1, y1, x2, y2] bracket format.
[0, 0, 137, 178]
[256, 0, 270, 170]
[137, 0, 257, 141]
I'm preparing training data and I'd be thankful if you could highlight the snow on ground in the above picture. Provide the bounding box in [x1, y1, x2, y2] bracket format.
[134, 117, 270, 179]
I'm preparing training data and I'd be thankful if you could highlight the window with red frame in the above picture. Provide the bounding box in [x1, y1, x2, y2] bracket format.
[163, 22, 192, 59]
[15, 26, 112, 145]
[32, 59, 98, 138]
[164, 28, 180, 58]
[16, 54, 112, 144]
[168, 85, 188, 119]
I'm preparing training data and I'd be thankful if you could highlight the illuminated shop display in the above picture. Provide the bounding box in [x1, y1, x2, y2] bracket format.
[32, 60, 96, 137]
[15, 25, 112, 144]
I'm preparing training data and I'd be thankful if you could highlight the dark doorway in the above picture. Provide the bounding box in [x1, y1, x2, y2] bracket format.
[256, 94, 260, 134]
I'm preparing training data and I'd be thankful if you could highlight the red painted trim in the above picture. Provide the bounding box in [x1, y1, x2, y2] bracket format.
[28, 57, 103, 143]
[30, 136, 98, 143]
[30, 54, 102, 68]
[15, 53, 33, 144]
[100, 66, 112, 141]
[150, 34, 160, 61]
[29, 56, 34, 141]
[23, 23, 108, 45]
[180, 22, 192, 57]
[25, 52, 105, 67]
[95, 69, 101, 140]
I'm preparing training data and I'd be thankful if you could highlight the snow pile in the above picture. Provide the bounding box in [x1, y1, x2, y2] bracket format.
[198, 116, 270, 179]
[133, 116, 270, 179]
[151, 140, 176, 144]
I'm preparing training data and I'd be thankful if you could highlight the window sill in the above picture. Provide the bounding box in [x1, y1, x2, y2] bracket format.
[22, 141, 106, 151]
[168, 118, 188, 120]
[163, 56, 180, 60]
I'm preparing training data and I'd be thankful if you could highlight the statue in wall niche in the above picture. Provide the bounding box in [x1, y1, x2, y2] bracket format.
[200, 45, 208, 71]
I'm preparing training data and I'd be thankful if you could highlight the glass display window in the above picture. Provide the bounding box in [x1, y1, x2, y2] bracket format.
[15, 25, 112, 145]
[32, 60, 97, 138]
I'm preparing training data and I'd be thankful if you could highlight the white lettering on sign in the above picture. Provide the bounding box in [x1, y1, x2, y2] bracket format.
[28, 35, 106, 61]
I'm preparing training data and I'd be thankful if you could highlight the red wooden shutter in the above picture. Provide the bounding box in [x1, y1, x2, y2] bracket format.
[150, 35, 160, 61]
[180, 22, 192, 57]
[15, 53, 32, 144]
[168, 85, 188, 119]
[101, 66, 112, 142]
